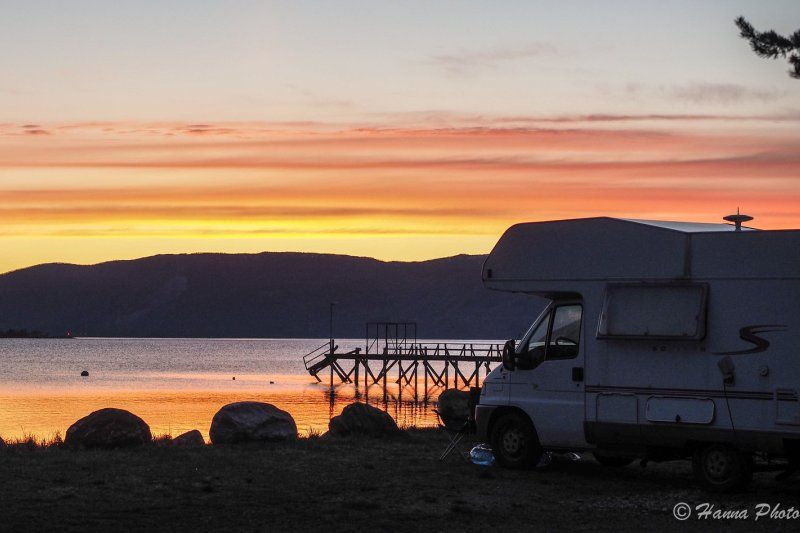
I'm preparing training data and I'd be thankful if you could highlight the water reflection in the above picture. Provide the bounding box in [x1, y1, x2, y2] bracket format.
[0, 338, 493, 441]
[0, 378, 453, 441]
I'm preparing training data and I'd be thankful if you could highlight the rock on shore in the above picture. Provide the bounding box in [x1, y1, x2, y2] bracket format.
[437, 389, 472, 426]
[171, 429, 205, 447]
[209, 402, 297, 444]
[65, 408, 152, 448]
[328, 402, 401, 437]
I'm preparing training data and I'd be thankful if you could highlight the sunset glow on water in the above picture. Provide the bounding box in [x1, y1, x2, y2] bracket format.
[0, 338, 465, 441]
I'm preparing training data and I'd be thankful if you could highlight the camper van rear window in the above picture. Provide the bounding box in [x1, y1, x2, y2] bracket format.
[596, 283, 707, 340]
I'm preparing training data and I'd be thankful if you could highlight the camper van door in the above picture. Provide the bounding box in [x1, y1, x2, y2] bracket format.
[510, 302, 586, 448]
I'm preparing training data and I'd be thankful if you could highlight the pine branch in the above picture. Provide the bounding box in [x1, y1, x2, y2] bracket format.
[736, 16, 800, 79]
[790, 54, 800, 79]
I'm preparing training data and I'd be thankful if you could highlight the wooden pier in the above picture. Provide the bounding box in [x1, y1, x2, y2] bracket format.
[303, 322, 503, 393]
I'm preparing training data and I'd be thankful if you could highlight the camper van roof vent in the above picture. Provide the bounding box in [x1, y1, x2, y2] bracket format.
[723, 209, 753, 232]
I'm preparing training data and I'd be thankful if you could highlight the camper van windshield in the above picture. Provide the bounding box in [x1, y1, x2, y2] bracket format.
[520, 304, 582, 369]
[525, 311, 550, 363]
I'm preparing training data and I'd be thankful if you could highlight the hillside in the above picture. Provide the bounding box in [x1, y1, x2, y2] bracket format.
[0, 253, 542, 339]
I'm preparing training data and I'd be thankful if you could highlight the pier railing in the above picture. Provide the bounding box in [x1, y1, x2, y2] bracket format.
[376, 342, 503, 360]
[303, 342, 334, 372]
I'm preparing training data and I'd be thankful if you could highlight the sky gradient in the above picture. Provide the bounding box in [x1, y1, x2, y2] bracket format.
[1, 1, 799, 272]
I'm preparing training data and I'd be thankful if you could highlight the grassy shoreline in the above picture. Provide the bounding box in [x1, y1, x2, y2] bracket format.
[1, 429, 799, 532]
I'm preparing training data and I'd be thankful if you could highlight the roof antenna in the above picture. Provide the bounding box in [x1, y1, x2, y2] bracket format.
[723, 208, 753, 232]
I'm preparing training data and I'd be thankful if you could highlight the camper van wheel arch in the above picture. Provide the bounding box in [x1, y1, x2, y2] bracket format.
[489, 410, 542, 469]
[691, 443, 753, 493]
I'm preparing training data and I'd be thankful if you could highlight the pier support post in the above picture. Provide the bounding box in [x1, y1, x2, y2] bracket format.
[424, 361, 428, 399]
[382, 358, 388, 401]
[413, 361, 418, 401]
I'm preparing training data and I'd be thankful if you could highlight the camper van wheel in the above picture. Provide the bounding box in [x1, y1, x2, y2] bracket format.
[593, 453, 634, 467]
[692, 444, 753, 493]
[490, 412, 542, 469]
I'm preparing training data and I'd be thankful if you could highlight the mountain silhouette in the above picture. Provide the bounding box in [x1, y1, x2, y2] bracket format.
[0, 252, 543, 339]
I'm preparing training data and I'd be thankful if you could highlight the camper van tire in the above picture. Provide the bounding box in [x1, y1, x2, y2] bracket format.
[691, 443, 753, 492]
[490, 411, 542, 469]
[592, 452, 634, 468]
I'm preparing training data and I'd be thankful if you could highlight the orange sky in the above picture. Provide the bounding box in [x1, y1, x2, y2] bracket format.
[1, 115, 799, 273]
[2, 3, 800, 273]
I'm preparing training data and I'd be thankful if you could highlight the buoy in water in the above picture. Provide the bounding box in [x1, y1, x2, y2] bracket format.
[232, 376, 236, 380]
[80, 370, 89, 377]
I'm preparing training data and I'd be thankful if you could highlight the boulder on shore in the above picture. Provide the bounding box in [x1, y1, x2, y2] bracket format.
[209, 402, 297, 444]
[65, 408, 152, 448]
[171, 429, 205, 447]
[328, 402, 401, 438]
[437, 389, 472, 426]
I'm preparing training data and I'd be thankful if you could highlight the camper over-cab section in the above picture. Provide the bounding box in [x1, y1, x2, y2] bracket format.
[483, 217, 798, 288]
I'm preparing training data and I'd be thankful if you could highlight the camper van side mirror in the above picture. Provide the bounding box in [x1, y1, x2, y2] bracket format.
[502, 339, 516, 371]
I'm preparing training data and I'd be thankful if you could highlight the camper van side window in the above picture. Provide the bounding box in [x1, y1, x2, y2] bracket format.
[546, 305, 582, 360]
[597, 283, 707, 340]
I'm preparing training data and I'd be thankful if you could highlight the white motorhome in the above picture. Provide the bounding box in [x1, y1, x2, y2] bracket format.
[475, 215, 800, 491]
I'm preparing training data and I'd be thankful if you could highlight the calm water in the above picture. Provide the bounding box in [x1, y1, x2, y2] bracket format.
[0, 338, 495, 441]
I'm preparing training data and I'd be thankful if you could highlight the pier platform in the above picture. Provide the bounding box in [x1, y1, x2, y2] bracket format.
[303, 322, 503, 391]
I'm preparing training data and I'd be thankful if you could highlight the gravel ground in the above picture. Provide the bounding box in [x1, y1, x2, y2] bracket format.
[1, 430, 798, 532]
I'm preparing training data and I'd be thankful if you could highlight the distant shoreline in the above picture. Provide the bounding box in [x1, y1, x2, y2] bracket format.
[0, 329, 73, 339]
[0, 335, 502, 342]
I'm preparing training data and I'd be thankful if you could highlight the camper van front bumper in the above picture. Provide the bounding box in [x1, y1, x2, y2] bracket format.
[474, 404, 497, 441]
